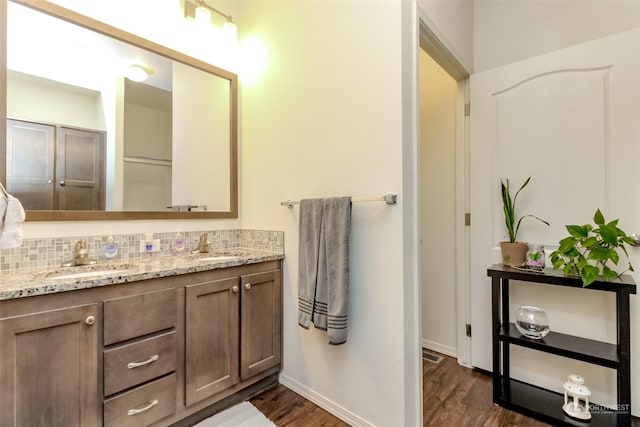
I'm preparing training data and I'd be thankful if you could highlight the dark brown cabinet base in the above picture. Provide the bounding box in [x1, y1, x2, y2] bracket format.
[0, 260, 282, 427]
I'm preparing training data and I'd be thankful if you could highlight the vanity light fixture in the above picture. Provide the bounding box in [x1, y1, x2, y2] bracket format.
[125, 64, 152, 82]
[185, 0, 237, 43]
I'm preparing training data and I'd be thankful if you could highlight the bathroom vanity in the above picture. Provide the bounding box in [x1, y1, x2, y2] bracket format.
[0, 250, 283, 426]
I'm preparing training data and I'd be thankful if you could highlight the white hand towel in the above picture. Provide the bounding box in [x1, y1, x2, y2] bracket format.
[0, 194, 26, 249]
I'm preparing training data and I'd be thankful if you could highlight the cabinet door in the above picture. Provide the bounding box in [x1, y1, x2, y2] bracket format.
[240, 270, 282, 380]
[0, 304, 99, 427]
[185, 277, 239, 406]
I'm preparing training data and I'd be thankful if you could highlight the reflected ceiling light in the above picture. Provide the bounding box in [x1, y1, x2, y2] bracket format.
[185, 0, 237, 43]
[125, 64, 151, 82]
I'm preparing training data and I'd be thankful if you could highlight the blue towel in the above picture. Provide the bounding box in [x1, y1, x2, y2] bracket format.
[298, 197, 351, 345]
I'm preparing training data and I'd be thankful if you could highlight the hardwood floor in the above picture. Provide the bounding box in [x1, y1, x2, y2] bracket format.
[422, 354, 547, 427]
[252, 353, 640, 426]
[250, 384, 348, 426]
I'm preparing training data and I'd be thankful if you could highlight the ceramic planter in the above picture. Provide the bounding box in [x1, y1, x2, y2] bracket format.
[500, 241, 527, 266]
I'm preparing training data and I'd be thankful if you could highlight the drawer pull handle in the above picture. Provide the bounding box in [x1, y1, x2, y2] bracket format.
[127, 399, 159, 416]
[244, 283, 251, 290]
[127, 354, 159, 369]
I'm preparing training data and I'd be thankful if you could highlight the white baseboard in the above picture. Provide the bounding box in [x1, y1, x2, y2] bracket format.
[421, 339, 457, 358]
[278, 374, 373, 427]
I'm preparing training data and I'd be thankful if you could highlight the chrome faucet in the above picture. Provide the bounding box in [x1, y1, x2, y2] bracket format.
[191, 233, 212, 254]
[61, 240, 98, 267]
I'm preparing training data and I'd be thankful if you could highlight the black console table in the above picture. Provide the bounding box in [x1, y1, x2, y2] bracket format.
[487, 264, 636, 426]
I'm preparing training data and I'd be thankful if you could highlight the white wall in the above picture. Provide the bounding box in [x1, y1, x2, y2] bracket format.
[419, 49, 458, 356]
[239, 1, 417, 425]
[418, 0, 474, 73]
[474, 0, 640, 72]
[7, 72, 103, 130]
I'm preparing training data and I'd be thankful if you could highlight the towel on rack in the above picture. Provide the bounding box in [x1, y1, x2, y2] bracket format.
[298, 198, 323, 330]
[0, 193, 26, 249]
[298, 197, 351, 345]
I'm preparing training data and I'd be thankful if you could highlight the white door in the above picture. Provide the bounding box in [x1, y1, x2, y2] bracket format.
[469, 28, 640, 374]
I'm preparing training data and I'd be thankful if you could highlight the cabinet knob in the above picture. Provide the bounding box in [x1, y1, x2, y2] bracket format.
[244, 283, 251, 290]
[47, 179, 53, 184]
[60, 180, 66, 187]
[85, 315, 96, 325]
[232, 285, 239, 293]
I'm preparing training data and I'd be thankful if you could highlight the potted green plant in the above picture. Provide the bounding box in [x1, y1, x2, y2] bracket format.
[501, 177, 550, 266]
[550, 209, 635, 286]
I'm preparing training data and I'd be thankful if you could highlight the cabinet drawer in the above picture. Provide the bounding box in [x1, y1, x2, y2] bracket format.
[104, 289, 176, 345]
[104, 331, 177, 396]
[104, 373, 176, 427]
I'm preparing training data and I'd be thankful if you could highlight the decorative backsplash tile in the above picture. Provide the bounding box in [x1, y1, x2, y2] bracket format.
[0, 229, 284, 272]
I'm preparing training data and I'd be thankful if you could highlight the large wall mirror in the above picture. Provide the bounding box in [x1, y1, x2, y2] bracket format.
[0, 0, 238, 220]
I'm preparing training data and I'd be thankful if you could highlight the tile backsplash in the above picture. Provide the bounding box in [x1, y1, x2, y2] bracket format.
[0, 229, 284, 272]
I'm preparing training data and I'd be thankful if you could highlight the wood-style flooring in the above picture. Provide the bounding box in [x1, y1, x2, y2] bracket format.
[252, 353, 640, 426]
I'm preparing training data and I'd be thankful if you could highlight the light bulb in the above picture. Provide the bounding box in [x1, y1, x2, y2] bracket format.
[223, 21, 237, 44]
[194, 6, 211, 27]
[125, 65, 149, 82]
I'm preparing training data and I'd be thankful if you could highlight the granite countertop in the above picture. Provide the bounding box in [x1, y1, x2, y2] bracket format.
[0, 248, 284, 300]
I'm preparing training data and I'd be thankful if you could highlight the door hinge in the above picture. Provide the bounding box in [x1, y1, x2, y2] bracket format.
[466, 324, 472, 338]
[464, 103, 470, 117]
[465, 213, 471, 226]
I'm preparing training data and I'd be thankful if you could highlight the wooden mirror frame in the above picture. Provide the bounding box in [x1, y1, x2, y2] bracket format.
[0, 0, 238, 220]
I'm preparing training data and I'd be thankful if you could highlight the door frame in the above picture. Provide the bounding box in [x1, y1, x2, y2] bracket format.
[417, 10, 472, 368]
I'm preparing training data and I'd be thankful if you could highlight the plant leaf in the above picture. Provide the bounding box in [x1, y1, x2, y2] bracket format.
[566, 225, 588, 239]
[558, 237, 576, 253]
[581, 265, 599, 287]
[581, 237, 599, 248]
[609, 249, 619, 265]
[602, 266, 617, 281]
[593, 209, 605, 225]
[553, 258, 565, 270]
[512, 177, 531, 207]
[587, 246, 610, 261]
[599, 224, 618, 245]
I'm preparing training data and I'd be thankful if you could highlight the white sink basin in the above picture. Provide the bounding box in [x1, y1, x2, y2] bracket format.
[49, 269, 130, 280]
[192, 255, 241, 262]
[43, 263, 134, 280]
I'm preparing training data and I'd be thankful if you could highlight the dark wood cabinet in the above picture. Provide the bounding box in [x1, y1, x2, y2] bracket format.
[0, 304, 100, 427]
[240, 270, 282, 380]
[185, 276, 240, 405]
[488, 264, 636, 427]
[0, 260, 282, 426]
[185, 268, 283, 405]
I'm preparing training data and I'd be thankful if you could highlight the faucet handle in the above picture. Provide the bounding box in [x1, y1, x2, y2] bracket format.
[75, 240, 86, 252]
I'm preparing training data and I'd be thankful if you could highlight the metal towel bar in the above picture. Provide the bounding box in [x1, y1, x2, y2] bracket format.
[280, 193, 397, 208]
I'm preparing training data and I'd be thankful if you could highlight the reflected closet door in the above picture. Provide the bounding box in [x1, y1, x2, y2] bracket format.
[6, 119, 55, 209]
